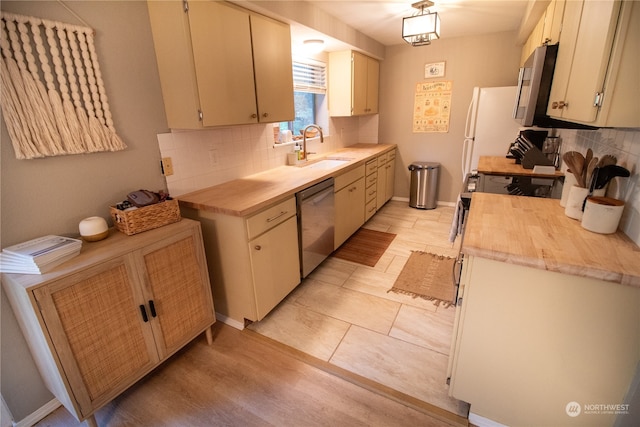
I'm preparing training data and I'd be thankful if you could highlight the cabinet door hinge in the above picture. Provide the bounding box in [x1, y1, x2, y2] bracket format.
[457, 297, 463, 307]
[183, 0, 189, 13]
[198, 109, 203, 122]
[446, 376, 451, 385]
[594, 92, 604, 107]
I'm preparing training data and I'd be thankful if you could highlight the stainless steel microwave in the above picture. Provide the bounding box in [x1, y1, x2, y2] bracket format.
[513, 44, 558, 127]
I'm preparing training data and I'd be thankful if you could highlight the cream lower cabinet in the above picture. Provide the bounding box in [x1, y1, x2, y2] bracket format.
[376, 149, 396, 209]
[546, 0, 639, 127]
[182, 197, 300, 328]
[248, 215, 300, 320]
[364, 158, 378, 222]
[147, 0, 294, 128]
[448, 255, 640, 427]
[335, 165, 366, 248]
[1, 220, 215, 427]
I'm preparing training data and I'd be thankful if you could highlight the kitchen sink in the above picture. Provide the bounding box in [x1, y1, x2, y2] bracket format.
[296, 158, 352, 170]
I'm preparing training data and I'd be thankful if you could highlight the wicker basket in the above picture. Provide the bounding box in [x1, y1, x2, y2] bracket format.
[110, 199, 181, 235]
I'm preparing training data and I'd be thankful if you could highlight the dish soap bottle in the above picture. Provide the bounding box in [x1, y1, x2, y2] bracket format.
[294, 143, 302, 161]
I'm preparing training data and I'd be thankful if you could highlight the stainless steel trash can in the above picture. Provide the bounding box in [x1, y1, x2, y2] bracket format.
[408, 162, 440, 209]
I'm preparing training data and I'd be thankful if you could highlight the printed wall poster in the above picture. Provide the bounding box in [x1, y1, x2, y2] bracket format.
[413, 80, 452, 133]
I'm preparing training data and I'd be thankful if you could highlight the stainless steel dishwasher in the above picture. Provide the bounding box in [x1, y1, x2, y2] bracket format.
[296, 178, 335, 278]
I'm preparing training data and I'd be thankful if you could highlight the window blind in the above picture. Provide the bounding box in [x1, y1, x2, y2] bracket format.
[292, 60, 326, 94]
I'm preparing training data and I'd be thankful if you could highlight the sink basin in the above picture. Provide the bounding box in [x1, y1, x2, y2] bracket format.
[297, 158, 351, 170]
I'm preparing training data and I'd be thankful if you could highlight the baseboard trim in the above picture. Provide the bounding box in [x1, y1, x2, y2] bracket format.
[468, 412, 508, 427]
[215, 312, 245, 330]
[389, 197, 456, 208]
[13, 398, 61, 427]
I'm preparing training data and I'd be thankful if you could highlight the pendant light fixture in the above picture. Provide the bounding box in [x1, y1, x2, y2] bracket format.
[402, 0, 441, 46]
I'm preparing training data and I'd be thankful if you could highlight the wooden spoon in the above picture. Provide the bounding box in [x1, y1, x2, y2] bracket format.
[563, 151, 586, 187]
[597, 154, 617, 168]
[585, 157, 599, 189]
[583, 148, 593, 186]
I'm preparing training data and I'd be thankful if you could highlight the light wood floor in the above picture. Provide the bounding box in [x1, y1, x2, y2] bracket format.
[248, 201, 468, 418]
[35, 322, 462, 427]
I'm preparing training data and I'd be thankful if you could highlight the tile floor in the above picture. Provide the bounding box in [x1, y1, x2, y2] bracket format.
[247, 200, 470, 418]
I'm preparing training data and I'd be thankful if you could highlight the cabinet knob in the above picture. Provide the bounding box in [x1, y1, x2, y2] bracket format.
[552, 101, 569, 110]
[255, 245, 262, 250]
[251, 113, 258, 119]
[262, 112, 269, 118]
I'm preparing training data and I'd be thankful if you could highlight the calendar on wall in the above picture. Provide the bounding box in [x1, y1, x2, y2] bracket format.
[412, 80, 452, 133]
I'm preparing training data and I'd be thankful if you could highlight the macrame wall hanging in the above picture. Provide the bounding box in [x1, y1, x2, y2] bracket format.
[0, 10, 126, 159]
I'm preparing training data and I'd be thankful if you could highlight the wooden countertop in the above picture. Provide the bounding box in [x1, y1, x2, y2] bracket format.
[477, 156, 564, 177]
[462, 193, 640, 287]
[178, 144, 396, 217]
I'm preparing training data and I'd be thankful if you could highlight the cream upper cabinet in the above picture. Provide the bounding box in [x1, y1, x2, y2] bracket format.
[521, 0, 566, 64]
[546, 0, 639, 127]
[147, 0, 294, 129]
[329, 50, 380, 116]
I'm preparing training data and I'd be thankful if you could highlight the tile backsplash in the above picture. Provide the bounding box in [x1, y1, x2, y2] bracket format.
[157, 115, 378, 197]
[558, 128, 640, 245]
[158, 121, 640, 246]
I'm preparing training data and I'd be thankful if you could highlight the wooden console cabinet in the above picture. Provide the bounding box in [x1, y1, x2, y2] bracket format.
[1, 219, 215, 426]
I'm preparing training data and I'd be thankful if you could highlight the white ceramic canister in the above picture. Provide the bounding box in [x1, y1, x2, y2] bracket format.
[560, 172, 577, 207]
[564, 185, 606, 220]
[581, 197, 625, 234]
[79, 216, 109, 242]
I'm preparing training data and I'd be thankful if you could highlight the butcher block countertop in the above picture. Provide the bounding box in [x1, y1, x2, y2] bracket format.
[178, 143, 396, 217]
[462, 193, 640, 287]
[477, 156, 564, 177]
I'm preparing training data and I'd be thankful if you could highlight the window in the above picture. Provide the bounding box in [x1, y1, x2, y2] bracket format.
[280, 59, 327, 137]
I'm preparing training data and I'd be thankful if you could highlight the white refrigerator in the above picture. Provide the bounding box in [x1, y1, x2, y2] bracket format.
[461, 86, 523, 180]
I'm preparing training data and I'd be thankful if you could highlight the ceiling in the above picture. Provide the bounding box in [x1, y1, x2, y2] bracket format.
[289, 0, 531, 51]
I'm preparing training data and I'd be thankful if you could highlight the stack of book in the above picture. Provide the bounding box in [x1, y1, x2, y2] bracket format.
[0, 235, 82, 274]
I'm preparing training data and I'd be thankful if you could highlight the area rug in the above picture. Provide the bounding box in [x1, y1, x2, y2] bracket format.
[389, 251, 456, 307]
[332, 228, 396, 267]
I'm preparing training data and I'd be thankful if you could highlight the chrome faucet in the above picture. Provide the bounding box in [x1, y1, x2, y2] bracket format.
[302, 124, 324, 160]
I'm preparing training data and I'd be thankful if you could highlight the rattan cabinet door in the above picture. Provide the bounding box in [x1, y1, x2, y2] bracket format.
[33, 256, 160, 418]
[136, 228, 215, 359]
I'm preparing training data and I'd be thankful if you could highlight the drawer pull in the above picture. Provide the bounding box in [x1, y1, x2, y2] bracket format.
[254, 245, 262, 251]
[139, 305, 149, 323]
[266, 211, 288, 223]
[149, 300, 157, 318]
